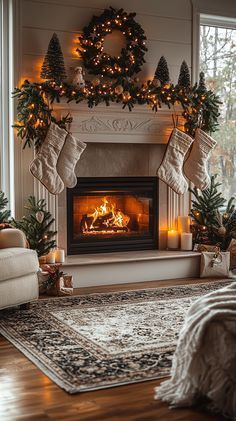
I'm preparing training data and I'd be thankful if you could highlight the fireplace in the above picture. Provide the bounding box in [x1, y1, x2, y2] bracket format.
[67, 177, 158, 254]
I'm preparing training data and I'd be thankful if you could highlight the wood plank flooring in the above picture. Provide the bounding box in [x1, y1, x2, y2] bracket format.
[0, 278, 226, 420]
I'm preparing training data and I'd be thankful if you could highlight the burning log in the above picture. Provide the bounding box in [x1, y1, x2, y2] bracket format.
[80, 197, 130, 234]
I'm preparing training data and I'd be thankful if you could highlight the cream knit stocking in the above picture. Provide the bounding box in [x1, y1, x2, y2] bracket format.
[157, 128, 194, 194]
[30, 122, 67, 195]
[57, 133, 87, 188]
[184, 129, 217, 190]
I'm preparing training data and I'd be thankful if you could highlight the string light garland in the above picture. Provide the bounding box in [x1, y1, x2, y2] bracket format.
[13, 77, 221, 149]
[77, 7, 147, 79]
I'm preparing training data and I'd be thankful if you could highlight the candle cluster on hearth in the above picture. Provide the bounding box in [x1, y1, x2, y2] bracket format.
[167, 216, 193, 251]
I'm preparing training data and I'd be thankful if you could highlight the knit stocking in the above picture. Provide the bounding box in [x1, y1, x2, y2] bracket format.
[157, 128, 194, 194]
[57, 133, 87, 188]
[184, 128, 217, 190]
[30, 122, 67, 195]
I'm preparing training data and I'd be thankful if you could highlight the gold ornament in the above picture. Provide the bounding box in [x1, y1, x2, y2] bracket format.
[36, 211, 44, 223]
[92, 78, 100, 86]
[114, 85, 124, 95]
[95, 41, 102, 49]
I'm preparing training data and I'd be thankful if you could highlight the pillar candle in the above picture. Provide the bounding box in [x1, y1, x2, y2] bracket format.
[55, 249, 65, 263]
[181, 233, 193, 251]
[46, 251, 55, 264]
[178, 216, 190, 233]
[167, 230, 179, 249]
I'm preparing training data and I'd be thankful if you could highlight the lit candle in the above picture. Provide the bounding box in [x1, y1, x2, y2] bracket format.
[46, 251, 55, 264]
[167, 230, 179, 250]
[180, 233, 193, 251]
[55, 249, 65, 263]
[178, 216, 190, 233]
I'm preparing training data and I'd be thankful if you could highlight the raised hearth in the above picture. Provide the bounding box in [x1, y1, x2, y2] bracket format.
[67, 177, 158, 255]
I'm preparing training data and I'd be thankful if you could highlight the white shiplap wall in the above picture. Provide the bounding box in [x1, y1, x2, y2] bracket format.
[21, 0, 192, 83]
[15, 0, 192, 221]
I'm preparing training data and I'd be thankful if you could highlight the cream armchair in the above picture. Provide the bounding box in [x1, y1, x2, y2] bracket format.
[0, 228, 39, 310]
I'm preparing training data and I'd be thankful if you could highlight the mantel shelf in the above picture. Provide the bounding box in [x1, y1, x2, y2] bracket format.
[53, 100, 184, 144]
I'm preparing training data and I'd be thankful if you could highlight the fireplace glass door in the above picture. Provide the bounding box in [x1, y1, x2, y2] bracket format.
[67, 177, 158, 254]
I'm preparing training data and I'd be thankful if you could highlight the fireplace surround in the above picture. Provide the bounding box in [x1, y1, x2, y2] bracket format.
[67, 177, 158, 254]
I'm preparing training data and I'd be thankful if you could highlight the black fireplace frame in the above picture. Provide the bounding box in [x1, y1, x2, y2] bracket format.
[67, 177, 158, 255]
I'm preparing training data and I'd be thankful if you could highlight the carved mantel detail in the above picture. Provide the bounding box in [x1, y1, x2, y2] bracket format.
[78, 116, 153, 133]
[54, 102, 184, 144]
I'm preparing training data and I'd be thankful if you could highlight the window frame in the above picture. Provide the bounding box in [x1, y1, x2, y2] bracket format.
[0, 0, 19, 215]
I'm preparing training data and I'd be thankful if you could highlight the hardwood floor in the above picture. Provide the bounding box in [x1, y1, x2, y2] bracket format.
[0, 278, 226, 420]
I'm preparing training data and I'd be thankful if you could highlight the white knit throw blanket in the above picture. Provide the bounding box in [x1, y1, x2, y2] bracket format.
[154, 282, 236, 419]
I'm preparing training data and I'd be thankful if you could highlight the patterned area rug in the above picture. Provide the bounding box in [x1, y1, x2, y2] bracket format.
[0, 280, 230, 393]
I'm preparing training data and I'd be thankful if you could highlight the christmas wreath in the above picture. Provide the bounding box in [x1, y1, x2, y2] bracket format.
[78, 7, 147, 79]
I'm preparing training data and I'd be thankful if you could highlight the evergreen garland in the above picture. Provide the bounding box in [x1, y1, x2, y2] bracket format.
[189, 175, 236, 250]
[13, 196, 57, 257]
[0, 191, 11, 224]
[12, 72, 221, 148]
[178, 60, 191, 88]
[153, 56, 170, 85]
[41, 33, 67, 82]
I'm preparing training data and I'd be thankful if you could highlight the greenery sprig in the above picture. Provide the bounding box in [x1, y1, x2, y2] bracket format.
[0, 191, 11, 224]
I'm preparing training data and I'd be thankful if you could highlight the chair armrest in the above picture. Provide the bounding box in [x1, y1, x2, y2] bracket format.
[0, 228, 27, 249]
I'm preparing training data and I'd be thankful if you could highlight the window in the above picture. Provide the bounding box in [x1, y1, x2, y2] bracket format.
[0, 0, 15, 213]
[200, 16, 236, 200]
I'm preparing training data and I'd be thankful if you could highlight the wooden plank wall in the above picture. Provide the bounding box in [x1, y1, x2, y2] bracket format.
[15, 0, 192, 217]
[21, 0, 192, 83]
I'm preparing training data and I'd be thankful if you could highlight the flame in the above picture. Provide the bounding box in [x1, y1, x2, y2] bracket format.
[82, 197, 130, 234]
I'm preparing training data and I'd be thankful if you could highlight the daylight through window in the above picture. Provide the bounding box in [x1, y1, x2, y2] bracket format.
[200, 18, 236, 200]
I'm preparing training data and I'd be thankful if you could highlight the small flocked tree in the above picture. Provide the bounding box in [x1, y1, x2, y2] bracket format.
[189, 175, 236, 250]
[198, 71, 207, 92]
[153, 56, 170, 85]
[40, 33, 67, 82]
[178, 60, 191, 88]
[0, 191, 11, 224]
[13, 196, 57, 257]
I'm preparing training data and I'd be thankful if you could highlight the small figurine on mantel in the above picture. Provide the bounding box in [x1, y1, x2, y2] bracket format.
[72, 66, 85, 88]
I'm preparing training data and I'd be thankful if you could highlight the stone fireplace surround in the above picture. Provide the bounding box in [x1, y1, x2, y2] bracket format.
[35, 102, 200, 286]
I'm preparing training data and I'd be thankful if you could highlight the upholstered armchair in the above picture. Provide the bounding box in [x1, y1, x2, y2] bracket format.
[0, 228, 39, 310]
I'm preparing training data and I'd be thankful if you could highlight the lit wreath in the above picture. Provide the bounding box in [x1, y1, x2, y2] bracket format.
[78, 7, 147, 79]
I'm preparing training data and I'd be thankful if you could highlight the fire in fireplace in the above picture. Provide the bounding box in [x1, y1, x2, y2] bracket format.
[67, 177, 158, 254]
[80, 196, 131, 235]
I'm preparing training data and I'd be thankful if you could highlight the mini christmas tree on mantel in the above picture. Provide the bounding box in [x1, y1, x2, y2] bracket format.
[178, 60, 191, 89]
[13, 196, 57, 257]
[40, 33, 67, 82]
[153, 56, 170, 85]
[189, 175, 236, 250]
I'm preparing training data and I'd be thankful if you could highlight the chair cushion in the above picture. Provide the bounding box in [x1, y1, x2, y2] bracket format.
[0, 248, 39, 282]
[0, 228, 27, 248]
